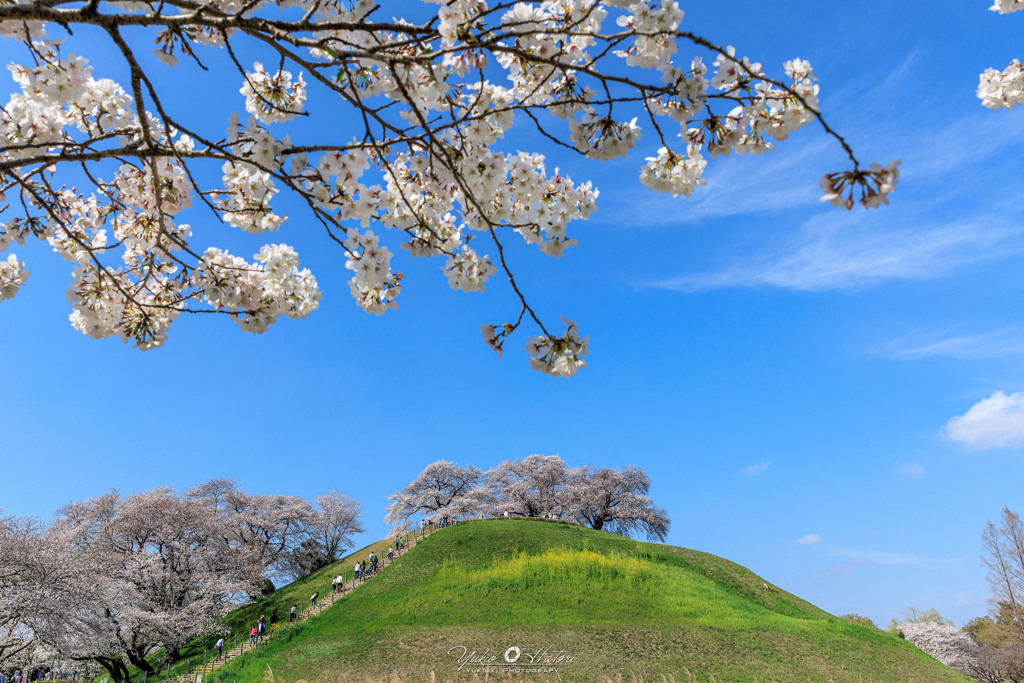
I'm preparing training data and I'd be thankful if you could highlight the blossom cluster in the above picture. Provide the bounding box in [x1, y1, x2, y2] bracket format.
[194, 244, 321, 332]
[0, 253, 29, 301]
[990, 0, 1024, 13]
[219, 161, 286, 234]
[343, 229, 401, 315]
[524, 318, 589, 378]
[240, 63, 307, 124]
[820, 161, 901, 210]
[639, 147, 707, 197]
[444, 247, 497, 293]
[978, 59, 1024, 110]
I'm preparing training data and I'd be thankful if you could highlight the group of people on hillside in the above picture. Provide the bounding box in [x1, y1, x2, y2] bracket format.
[354, 551, 377, 581]
[343, 541, 408, 584]
[418, 516, 458, 531]
[158, 526, 465, 676]
[247, 612, 277, 646]
[0, 668, 49, 683]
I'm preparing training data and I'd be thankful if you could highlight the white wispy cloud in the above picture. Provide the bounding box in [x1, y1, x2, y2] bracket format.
[895, 461, 926, 476]
[828, 548, 964, 567]
[810, 562, 857, 580]
[635, 91, 1024, 293]
[740, 461, 771, 476]
[875, 328, 1024, 360]
[792, 534, 823, 546]
[945, 391, 1024, 450]
[615, 64, 1024, 233]
[652, 217, 1024, 293]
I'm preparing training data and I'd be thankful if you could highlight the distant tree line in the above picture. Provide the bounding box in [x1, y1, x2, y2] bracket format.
[0, 481, 363, 683]
[855, 508, 1024, 682]
[385, 456, 671, 542]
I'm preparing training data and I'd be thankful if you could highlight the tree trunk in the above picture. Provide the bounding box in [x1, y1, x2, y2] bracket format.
[159, 648, 180, 670]
[124, 650, 156, 676]
[94, 656, 131, 683]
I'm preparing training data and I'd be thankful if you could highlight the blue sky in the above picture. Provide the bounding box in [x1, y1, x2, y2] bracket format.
[2, 1, 1023, 628]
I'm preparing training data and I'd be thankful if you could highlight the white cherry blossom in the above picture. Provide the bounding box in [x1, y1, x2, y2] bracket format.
[0, 253, 29, 301]
[240, 63, 307, 124]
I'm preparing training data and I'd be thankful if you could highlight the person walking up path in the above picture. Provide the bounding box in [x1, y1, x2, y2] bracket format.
[216, 637, 224, 660]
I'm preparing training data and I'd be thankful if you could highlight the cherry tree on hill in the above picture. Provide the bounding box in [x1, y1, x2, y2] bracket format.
[0, 0, 899, 374]
[487, 453, 570, 518]
[562, 464, 669, 541]
[388, 456, 670, 541]
[186, 478, 315, 584]
[385, 460, 485, 526]
[308, 490, 365, 561]
[278, 490, 365, 578]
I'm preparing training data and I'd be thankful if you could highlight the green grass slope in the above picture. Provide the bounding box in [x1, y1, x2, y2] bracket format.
[200, 519, 970, 683]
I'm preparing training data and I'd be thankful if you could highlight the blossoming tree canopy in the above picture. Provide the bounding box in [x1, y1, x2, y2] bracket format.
[0, 0, 900, 374]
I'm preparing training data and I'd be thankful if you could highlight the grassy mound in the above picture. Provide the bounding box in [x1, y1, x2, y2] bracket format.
[199, 519, 970, 682]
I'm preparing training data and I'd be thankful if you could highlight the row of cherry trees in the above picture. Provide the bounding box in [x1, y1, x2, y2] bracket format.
[0, 481, 362, 683]
[385, 455, 670, 541]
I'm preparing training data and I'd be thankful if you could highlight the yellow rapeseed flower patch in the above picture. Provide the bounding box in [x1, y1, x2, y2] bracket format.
[441, 547, 656, 592]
